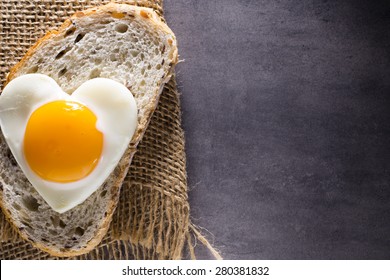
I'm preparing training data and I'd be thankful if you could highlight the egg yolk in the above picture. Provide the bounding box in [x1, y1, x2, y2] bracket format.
[24, 100, 103, 183]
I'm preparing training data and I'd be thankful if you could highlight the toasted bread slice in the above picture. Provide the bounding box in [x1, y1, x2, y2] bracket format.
[0, 3, 178, 257]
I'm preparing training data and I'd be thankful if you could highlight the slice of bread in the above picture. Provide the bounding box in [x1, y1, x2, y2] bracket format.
[0, 3, 178, 257]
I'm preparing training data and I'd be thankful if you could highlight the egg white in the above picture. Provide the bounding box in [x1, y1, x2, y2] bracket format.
[0, 74, 137, 213]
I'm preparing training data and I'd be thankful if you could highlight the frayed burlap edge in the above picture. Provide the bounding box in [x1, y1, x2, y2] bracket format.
[0, 76, 222, 260]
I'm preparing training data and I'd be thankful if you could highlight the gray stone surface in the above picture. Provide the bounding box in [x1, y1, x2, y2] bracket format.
[164, 0, 390, 259]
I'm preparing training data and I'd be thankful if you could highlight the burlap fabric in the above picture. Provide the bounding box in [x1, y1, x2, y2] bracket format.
[0, 0, 220, 260]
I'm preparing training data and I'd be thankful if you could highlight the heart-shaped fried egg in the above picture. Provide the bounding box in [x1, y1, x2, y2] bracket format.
[0, 74, 137, 213]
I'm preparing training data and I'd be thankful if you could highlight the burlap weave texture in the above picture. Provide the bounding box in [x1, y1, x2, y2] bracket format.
[0, 0, 192, 259]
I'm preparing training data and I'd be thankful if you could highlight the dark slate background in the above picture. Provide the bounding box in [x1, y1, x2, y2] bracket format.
[164, 0, 390, 259]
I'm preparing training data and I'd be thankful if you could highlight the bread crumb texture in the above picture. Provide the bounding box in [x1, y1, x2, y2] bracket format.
[0, 137, 118, 252]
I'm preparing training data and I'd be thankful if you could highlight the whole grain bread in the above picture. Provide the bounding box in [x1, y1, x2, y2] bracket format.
[0, 3, 178, 257]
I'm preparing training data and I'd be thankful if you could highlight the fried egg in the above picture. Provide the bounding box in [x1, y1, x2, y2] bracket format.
[0, 74, 137, 213]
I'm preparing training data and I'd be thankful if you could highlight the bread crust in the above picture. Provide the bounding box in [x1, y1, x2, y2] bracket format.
[0, 3, 178, 257]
